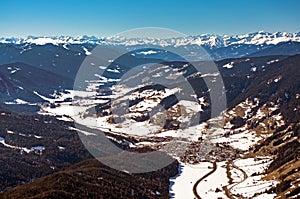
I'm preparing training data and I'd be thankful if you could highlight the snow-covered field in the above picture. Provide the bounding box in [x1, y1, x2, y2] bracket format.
[169, 162, 212, 199]
[36, 88, 206, 140]
[196, 161, 228, 198]
[169, 158, 276, 199]
[231, 158, 277, 198]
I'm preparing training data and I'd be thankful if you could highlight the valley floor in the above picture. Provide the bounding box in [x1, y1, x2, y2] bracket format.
[34, 89, 282, 199]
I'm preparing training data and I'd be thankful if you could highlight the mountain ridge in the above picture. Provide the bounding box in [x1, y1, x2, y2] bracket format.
[1, 31, 300, 48]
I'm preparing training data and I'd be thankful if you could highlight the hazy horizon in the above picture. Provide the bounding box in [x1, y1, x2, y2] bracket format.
[1, 0, 300, 37]
[1, 30, 300, 39]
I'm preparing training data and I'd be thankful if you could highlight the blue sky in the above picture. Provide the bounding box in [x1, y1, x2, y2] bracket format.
[1, 0, 299, 37]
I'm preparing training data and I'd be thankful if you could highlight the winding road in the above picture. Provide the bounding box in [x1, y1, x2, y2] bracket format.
[223, 160, 248, 199]
[192, 161, 217, 199]
[192, 160, 248, 199]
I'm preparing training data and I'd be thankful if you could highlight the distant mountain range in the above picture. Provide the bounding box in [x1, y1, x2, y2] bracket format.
[1, 31, 300, 61]
[1, 31, 300, 47]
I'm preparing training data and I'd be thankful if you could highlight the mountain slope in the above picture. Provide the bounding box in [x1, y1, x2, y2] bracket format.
[0, 62, 74, 113]
[0, 107, 91, 191]
[0, 44, 87, 79]
[248, 41, 300, 57]
[225, 54, 300, 198]
[0, 159, 177, 199]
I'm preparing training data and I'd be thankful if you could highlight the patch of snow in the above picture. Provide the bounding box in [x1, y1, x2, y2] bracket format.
[251, 66, 257, 72]
[7, 130, 14, 134]
[138, 50, 157, 55]
[62, 44, 69, 49]
[56, 116, 74, 122]
[177, 100, 203, 113]
[0, 138, 32, 153]
[82, 46, 92, 55]
[31, 146, 45, 151]
[266, 59, 279, 65]
[99, 66, 107, 70]
[58, 146, 65, 150]
[223, 62, 234, 69]
[34, 91, 56, 103]
[201, 72, 220, 78]
[274, 75, 282, 83]
[33, 135, 43, 139]
[68, 127, 96, 136]
[107, 68, 120, 73]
